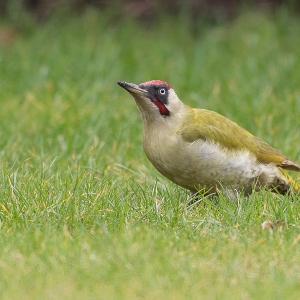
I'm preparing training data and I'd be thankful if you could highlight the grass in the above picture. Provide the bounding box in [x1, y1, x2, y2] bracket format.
[1, 7, 300, 299]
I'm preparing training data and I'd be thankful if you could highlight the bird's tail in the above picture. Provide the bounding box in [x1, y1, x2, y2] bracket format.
[279, 168, 300, 193]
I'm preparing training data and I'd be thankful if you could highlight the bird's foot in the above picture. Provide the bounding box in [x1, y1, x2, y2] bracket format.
[187, 190, 214, 207]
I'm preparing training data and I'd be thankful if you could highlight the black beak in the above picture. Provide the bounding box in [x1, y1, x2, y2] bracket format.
[117, 81, 149, 97]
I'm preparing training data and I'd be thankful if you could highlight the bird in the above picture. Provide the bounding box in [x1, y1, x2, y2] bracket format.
[117, 80, 300, 200]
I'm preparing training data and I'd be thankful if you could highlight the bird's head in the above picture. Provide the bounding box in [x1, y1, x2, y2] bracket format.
[117, 80, 185, 123]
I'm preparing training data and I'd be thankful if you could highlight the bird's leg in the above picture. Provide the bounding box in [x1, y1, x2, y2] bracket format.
[222, 187, 240, 200]
[187, 189, 214, 207]
[187, 190, 200, 207]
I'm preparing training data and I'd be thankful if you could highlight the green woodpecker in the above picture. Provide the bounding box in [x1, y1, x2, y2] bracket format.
[117, 80, 300, 198]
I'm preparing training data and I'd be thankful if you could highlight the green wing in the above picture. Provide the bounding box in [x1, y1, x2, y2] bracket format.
[179, 108, 300, 171]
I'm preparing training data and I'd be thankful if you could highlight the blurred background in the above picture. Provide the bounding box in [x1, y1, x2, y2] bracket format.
[1, 0, 300, 23]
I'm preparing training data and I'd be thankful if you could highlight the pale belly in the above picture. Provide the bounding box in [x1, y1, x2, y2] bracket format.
[143, 135, 280, 194]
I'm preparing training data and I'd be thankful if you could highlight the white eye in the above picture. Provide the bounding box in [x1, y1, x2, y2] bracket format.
[159, 88, 166, 95]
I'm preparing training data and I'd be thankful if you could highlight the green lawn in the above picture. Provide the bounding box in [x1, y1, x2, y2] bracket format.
[1, 7, 300, 299]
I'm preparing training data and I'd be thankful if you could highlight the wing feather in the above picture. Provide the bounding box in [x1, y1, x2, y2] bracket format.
[179, 108, 300, 171]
